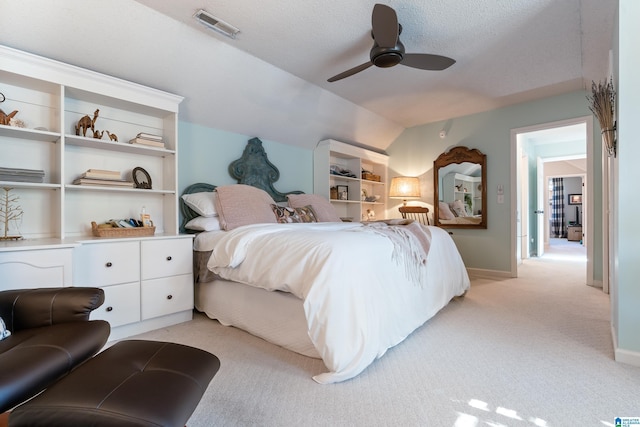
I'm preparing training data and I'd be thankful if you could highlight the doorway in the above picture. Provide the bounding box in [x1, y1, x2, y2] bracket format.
[510, 116, 594, 283]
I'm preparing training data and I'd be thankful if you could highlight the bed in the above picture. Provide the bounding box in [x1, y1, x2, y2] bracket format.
[181, 138, 470, 384]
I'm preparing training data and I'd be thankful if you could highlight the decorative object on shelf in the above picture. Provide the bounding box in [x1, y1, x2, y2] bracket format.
[140, 206, 152, 227]
[586, 78, 616, 157]
[75, 109, 99, 137]
[361, 169, 381, 181]
[9, 118, 26, 128]
[92, 129, 104, 139]
[0, 167, 44, 183]
[132, 167, 152, 189]
[105, 131, 118, 142]
[0, 108, 19, 126]
[0, 187, 23, 241]
[330, 164, 357, 178]
[73, 169, 132, 187]
[366, 209, 375, 220]
[0, 92, 19, 126]
[330, 186, 338, 200]
[91, 221, 155, 237]
[337, 185, 349, 200]
[389, 176, 420, 206]
[129, 132, 162, 148]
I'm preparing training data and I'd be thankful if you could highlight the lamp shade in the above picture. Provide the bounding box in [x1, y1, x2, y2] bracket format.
[389, 176, 421, 204]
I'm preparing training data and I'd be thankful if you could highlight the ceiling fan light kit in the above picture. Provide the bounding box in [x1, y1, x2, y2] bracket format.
[328, 4, 455, 82]
[194, 9, 240, 39]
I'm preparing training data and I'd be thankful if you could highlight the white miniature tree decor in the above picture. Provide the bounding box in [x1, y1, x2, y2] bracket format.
[0, 187, 23, 240]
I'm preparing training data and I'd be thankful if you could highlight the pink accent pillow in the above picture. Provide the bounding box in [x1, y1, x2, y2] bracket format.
[438, 201, 455, 220]
[287, 194, 341, 222]
[214, 184, 277, 230]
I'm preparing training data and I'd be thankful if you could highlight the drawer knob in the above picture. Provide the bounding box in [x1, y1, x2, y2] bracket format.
[167, 294, 173, 300]
[105, 262, 113, 267]
[166, 256, 172, 261]
[106, 306, 113, 312]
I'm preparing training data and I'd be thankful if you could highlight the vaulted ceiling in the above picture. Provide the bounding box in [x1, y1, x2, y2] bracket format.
[0, 0, 616, 151]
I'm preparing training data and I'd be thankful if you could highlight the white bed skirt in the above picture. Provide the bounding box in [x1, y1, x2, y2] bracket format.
[195, 279, 321, 359]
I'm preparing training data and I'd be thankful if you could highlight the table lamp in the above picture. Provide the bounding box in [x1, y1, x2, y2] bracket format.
[389, 176, 421, 206]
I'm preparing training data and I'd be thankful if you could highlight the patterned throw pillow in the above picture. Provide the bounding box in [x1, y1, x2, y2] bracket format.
[271, 204, 318, 223]
[287, 194, 341, 222]
[0, 316, 11, 340]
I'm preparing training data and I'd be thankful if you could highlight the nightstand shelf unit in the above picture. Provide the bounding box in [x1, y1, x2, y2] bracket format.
[314, 139, 388, 221]
[0, 44, 193, 342]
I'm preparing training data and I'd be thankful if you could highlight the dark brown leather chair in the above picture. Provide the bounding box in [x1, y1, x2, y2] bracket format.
[0, 287, 110, 412]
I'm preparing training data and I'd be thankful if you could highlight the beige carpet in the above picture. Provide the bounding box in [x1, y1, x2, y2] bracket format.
[133, 240, 640, 426]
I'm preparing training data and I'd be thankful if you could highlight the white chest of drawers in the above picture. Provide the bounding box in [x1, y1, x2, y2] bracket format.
[0, 243, 76, 291]
[74, 235, 194, 341]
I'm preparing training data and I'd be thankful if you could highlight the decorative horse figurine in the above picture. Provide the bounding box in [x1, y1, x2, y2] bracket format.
[75, 109, 99, 137]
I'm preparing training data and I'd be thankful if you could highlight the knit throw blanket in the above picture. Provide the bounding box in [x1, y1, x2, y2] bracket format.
[361, 219, 432, 286]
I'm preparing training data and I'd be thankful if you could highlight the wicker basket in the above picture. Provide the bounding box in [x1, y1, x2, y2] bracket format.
[91, 221, 155, 237]
[362, 172, 381, 182]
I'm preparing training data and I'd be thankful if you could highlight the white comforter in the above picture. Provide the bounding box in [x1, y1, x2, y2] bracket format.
[206, 222, 470, 383]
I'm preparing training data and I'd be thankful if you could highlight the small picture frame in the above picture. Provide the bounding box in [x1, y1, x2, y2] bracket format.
[132, 167, 152, 189]
[568, 194, 582, 205]
[337, 185, 349, 201]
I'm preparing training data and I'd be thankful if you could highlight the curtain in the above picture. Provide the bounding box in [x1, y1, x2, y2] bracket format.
[550, 178, 565, 238]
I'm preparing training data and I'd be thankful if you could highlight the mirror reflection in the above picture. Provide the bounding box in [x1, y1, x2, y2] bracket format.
[433, 146, 487, 229]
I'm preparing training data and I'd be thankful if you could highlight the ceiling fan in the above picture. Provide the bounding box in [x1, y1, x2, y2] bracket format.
[327, 3, 455, 82]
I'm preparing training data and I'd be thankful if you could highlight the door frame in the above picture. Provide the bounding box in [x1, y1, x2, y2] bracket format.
[510, 116, 594, 281]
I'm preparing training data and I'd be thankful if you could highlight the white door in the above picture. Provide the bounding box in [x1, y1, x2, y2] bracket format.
[536, 157, 545, 257]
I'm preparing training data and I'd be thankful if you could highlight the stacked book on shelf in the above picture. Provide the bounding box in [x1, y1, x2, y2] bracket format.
[73, 169, 134, 188]
[0, 167, 45, 183]
[128, 132, 164, 148]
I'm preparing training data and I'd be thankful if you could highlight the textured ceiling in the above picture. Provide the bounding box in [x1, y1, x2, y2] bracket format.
[0, 0, 616, 152]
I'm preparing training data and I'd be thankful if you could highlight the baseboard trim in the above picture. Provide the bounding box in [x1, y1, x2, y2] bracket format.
[467, 268, 513, 280]
[588, 280, 603, 289]
[611, 325, 640, 367]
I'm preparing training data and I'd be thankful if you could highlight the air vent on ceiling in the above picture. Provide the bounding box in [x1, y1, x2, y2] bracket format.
[194, 9, 240, 39]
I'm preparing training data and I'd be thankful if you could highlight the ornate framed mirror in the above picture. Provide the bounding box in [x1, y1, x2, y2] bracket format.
[433, 146, 487, 229]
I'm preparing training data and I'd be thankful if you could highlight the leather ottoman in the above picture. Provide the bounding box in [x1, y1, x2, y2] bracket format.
[9, 340, 220, 427]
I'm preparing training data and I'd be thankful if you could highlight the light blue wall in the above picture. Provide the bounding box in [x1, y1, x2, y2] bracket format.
[387, 91, 602, 274]
[177, 122, 313, 197]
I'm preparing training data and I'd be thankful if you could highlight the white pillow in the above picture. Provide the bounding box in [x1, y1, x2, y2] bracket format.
[181, 192, 218, 217]
[185, 216, 221, 231]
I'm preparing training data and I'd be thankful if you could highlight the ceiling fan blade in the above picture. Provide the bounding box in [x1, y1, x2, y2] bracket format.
[327, 62, 373, 82]
[401, 53, 456, 71]
[371, 3, 398, 48]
